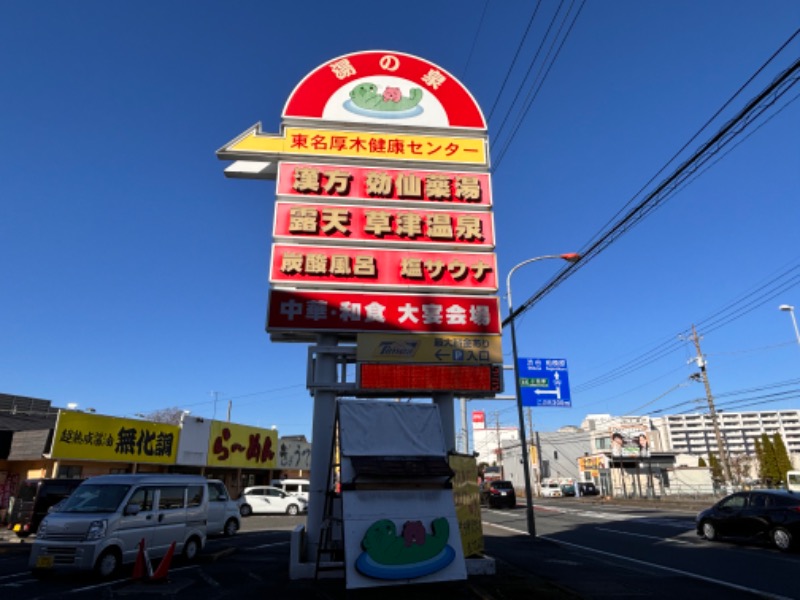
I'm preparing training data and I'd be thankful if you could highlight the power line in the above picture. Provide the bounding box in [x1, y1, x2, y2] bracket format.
[573, 255, 800, 394]
[502, 46, 800, 329]
[460, 0, 490, 80]
[484, 1, 544, 123]
[492, 0, 586, 173]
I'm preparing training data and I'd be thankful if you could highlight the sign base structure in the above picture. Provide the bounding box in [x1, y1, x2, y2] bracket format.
[339, 400, 466, 589]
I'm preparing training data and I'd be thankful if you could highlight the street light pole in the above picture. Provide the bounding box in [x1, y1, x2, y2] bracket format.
[779, 304, 800, 345]
[506, 252, 580, 537]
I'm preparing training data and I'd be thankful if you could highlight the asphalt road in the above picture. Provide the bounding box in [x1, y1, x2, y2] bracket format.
[483, 497, 800, 599]
[2, 501, 799, 599]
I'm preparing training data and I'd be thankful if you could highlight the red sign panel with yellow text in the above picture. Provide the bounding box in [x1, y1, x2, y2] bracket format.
[270, 244, 496, 292]
[208, 421, 278, 469]
[273, 201, 495, 250]
[276, 162, 492, 209]
[267, 288, 500, 338]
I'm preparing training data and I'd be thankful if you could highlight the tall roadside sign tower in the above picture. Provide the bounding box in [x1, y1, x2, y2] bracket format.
[217, 51, 499, 586]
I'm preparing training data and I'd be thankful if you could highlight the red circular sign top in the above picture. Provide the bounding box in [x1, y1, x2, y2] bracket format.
[282, 50, 487, 131]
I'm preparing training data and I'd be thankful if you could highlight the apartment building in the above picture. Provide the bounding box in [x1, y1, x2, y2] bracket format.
[653, 410, 800, 456]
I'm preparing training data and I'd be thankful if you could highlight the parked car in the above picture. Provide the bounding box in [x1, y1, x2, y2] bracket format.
[578, 482, 599, 496]
[29, 474, 209, 577]
[696, 489, 800, 552]
[206, 479, 241, 536]
[238, 486, 308, 516]
[8, 478, 84, 537]
[541, 482, 563, 498]
[270, 478, 310, 502]
[560, 484, 576, 497]
[480, 480, 516, 508]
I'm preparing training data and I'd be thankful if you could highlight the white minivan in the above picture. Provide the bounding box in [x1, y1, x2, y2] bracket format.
[270, 478, 310, 502]
[29, 474, 208, 578]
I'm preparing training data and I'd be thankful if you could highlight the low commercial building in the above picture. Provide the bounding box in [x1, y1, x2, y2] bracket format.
[0, 393, 311, 524]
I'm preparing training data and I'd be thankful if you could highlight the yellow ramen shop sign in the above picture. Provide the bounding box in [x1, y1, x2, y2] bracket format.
[51, 412, 179, 464]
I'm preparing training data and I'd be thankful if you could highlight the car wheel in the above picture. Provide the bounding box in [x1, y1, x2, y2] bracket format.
[286, 504, 300, 516]
[223, 518, 239, 537]
[240, 503, 252, 517]
[182, 536, 201, 562]
[702, 521, 717, 541]
[772, 527, 793, 552]
[94, 548, 121, 578]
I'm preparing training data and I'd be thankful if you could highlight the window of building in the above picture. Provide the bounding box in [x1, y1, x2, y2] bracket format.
[56, 465, 83, 479]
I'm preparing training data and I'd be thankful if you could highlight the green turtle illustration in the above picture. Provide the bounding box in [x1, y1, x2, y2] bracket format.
[361, 518, 450, 565]
[349, 82, 423, 112]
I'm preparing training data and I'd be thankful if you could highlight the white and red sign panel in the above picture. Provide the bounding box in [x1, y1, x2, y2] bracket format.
[272, 201, 495, 250]
[282, 51, 487, 130]
[270, 244, 497, 292]
[472, 411, 486, 428]
[266, 288, 501, 336]
[276, 162, 492, 209]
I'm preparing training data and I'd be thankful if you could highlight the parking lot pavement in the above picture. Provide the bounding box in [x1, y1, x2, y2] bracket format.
[0, 527, 30, 554]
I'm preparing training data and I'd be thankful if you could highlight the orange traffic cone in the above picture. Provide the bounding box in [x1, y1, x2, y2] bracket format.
[149, 541, 176, 583]
[131, 538, 148, 580]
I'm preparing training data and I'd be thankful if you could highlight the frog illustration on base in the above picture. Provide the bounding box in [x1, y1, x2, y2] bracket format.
[355, 517, 456, 580]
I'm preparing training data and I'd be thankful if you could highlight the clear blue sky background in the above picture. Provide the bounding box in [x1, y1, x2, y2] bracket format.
[2, 1, 799, 446]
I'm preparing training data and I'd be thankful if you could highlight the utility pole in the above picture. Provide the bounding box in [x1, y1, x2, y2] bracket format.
[494, 411, 502, 465]
[211, 390, 221, 420]
[526, 407, 538, 495]
[690, 324, 732, 489]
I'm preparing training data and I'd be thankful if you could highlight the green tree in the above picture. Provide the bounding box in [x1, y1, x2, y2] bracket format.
[761, 433, 780, 487]
[707, 454, 723, 484]
[753, 437, 764, 482]
[772, 433, 793, 484]
[698, 456, 707, 468]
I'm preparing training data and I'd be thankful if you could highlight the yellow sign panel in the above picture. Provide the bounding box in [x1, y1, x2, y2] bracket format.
[218, 123, 488, 166]
[207, 420, 278, 469]
[357, 333, 502, 364]
[52, 412, 179, 464]
[449, 454, 484, 557]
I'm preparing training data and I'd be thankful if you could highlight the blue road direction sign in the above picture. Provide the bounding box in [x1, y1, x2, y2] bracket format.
[518, 357, 571, 407]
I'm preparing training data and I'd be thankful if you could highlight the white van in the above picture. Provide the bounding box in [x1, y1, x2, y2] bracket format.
[29, 474, 208, 578]
[206, 479, 240, 536]
[787, 471, 800, 492]
[270, 478, 310, 502]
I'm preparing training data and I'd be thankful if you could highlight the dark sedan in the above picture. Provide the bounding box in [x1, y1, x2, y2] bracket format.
[480, 480, 517, 508]
[696, 489, 800, 552]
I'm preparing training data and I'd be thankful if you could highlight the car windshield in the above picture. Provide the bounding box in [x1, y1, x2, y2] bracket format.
[493, 482, 513, 490]
[58, 484, 131, 513]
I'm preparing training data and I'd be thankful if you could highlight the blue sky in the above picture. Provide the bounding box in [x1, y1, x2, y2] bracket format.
[2, 1, 799, 445]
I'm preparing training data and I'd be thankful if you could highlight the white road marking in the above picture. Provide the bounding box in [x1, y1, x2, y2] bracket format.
[248, 541, 290, 550]
[595, 526, 695, 544]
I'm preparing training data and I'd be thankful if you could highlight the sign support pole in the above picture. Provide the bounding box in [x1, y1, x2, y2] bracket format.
[433, 392, 456, 453]
[306, 333, 340, 561]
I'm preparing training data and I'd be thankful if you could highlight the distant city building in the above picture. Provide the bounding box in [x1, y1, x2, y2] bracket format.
[652, 410, 800, 457]
[471, 411, 518, 466]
